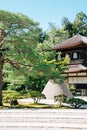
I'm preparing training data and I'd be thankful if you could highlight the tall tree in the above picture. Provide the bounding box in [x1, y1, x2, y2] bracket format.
[61, 12, 87, 37]
[62, 17, 73, 37]
[73, 11, 87, 36]
[0, 10, 41, 105]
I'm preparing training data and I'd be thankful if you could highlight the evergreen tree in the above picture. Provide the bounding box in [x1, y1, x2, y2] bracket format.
[0, 10, 41, 105]
[62, 12, 87, 37]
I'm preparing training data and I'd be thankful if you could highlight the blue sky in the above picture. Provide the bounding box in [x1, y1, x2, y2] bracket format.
[0, 0, 87, 30]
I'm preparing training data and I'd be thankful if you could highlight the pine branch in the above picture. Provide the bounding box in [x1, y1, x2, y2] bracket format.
[4, 58, 31, 69]
[4, 58, 20, 69]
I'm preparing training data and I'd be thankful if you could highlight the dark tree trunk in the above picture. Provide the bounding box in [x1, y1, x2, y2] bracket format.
[0, 55, 4, 106]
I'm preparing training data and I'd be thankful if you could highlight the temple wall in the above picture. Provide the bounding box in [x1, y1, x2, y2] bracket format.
[68, 77, 87, 84]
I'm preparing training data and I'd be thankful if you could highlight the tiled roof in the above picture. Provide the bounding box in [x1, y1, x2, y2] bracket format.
[65, 64, 87, 73]
[52, 34, 87, 50]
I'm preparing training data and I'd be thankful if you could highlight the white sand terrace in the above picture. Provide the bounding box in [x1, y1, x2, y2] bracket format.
[0, 108, 87, 130]
[18, 96, 87, 105]
[0, 96, 87, 130]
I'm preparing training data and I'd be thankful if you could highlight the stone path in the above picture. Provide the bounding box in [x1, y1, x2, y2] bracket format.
[0, 109, 87, 130]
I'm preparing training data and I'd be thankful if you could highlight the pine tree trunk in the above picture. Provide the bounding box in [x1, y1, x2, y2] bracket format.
[0, 55, 4, 106]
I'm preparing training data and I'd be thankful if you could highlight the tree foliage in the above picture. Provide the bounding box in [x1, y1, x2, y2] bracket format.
[67, 98, 87, 108]
[54, 94, 67, 107]
[29, 91, 46, 103]
[0, 10, 41, 105]
[0, 10, 69, 106]
[62, 11, 87, 37]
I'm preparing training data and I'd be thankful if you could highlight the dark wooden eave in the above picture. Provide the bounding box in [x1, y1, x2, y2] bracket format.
[64, 64, 87, 73]
[52, 34, 87, 51]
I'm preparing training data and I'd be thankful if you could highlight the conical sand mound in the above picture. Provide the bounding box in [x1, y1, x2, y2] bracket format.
[42, 80, 73, 99]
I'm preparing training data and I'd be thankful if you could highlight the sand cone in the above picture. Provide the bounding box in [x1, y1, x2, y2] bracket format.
[42, 80, 73, 99]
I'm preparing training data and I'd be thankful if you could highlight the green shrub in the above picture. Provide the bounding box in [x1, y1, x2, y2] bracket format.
[29, 91, 46, 103]
[21, 91, 31, 98]
[54, 94, 67, 107]
[67, 98, 87, 108]
[3, 90, 21, 105]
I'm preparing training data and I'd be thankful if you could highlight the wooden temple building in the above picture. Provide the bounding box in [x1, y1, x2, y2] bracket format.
[52, 34, 87, 95]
